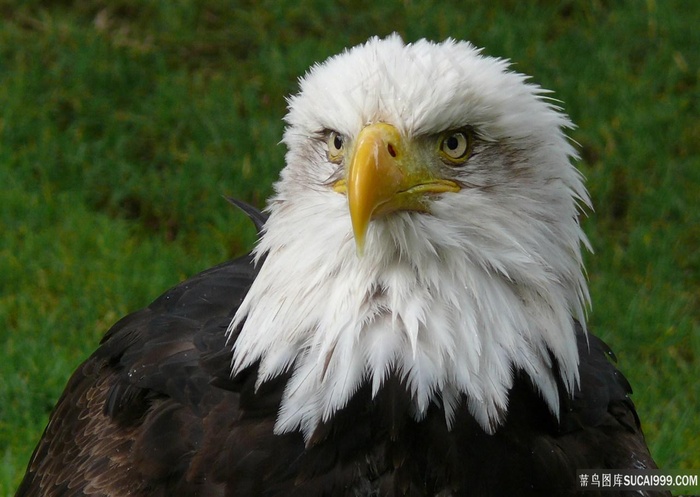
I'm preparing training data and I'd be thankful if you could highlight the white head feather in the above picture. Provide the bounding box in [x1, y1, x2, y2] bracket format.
[229, 34, 591, 440]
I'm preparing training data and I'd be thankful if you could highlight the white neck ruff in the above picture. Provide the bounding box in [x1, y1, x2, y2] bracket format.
[229, 189, 587, 441]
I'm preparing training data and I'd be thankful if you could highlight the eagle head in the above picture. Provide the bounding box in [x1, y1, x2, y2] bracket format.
[229, 34, 591, 440]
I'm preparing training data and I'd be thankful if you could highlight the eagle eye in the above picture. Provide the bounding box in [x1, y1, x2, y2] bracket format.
[439, 129, 473, 164]
[327, 131, 345, 163]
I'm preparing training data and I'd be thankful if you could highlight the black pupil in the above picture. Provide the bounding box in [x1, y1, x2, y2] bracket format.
[333, 135, 343, 150]
[446, 135, 460, 151]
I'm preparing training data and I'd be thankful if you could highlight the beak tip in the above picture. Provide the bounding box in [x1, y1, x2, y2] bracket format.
[354, 234, 366, 257]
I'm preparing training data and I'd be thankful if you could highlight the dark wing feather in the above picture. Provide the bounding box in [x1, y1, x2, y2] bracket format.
[15, 256, 265, 497]
[224, 197, 268, 237]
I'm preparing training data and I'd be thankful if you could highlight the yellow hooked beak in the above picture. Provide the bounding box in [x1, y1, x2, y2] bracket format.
[333, 123, 460, 254]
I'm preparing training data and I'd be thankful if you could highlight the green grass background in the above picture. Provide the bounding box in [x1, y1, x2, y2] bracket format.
[1, 0, 698, 494]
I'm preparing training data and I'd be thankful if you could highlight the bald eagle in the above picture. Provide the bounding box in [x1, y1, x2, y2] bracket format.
[17, 35, 667, 497]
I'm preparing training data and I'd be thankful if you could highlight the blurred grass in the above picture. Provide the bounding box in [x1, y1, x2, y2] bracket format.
[1, 0, 698, 494]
